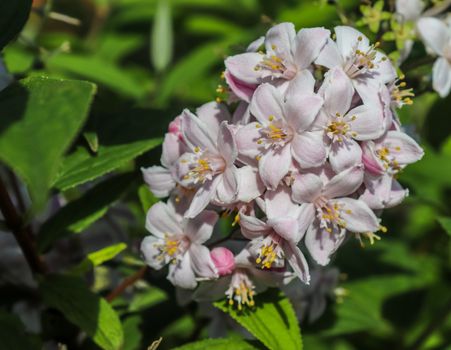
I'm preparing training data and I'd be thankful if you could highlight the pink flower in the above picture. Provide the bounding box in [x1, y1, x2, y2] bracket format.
[210, 247, 235, 276]
[141, 202, 218, 289]
[316, 67, 385, 172]
[417, 17, 451, 97]
[316, 26, 396, 99]
[236, 72, 325, 189]
[225, 23, 330, 101]
[291, 164, 379, 265]
[239, 186, 310, 283]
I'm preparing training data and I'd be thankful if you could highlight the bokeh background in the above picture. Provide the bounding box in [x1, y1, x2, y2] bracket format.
[1, 0, 450, 349]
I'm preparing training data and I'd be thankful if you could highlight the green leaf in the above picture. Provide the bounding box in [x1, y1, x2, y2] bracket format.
[0, 76, 96, 210]
[174, 338, 257, 350]
[53, 138, 162, 191]
[138, 185, 159, 213]
[71, 243, 127, 275]
[214, 289, 302, 350]
[128, 285, 168, 312]
[151, 0, 173, 72]
[438, 217, 451, 236]
[40, 275, 124, 350]
[38, 173, 137, 252]
[0, 311, 39, 350]
[0, 0, 32, 50]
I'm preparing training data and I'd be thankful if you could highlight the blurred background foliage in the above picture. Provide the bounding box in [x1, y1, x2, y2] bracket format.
[0, 0, 450, 349]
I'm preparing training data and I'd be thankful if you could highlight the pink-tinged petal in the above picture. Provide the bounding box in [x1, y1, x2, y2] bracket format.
[361, 174, 404, 210]
[181, 110, 217, 152]
[328, 138, 363, 174]
[250, 83, 285, 124]
[323, 67, 354, 116]
[239, 213, 271, 239]
[185, 177, 220, 218]
[161, 133, 185, 167]
[215, 167, 239, 204]
[347, 105, 385, 140]
[384, 179, 409, 208]
[224, 52, 263, 85]
[294, 27, 331, 69]
[265, 22, 296, 58]
[417, 17, 449, 56]
[432, 57, 451, 98]
[210, 247, 235, 276]
[322, 163, 364, 199]
[168, 253, 197, 289]
[383, 131, 424, 164]
[373, 51, 397, 83]
[142, 166, 175, 198]
[332, 198, 379, 233]
[291, 131, 327, 169]
[362, 142, 384, 175]
[285, 69, 316, 98]
[247, 36, 265, 52]
[335, 26, 369, 58]
[305, 221, 346, 266]
[267, 217, 300, 243]
[141, 236, 166, 270]
[259, 145, 292, 190]
[284, 93, 323, 132]
[315, 39, 343, 69]
[265, 185, 300, 218]
[292, 173, 323, 203]
[146, 202, 183, 238]
[235, 122, 262, 165]
[283, 241, 310, 284]
[184, 210, 218, 243]
[232, 101, 251, 125]
[217, 122, 237, 165]
[189, 244, 217, 279]
[196, 101, 231, 138]
[224, 70, 257, 103]
[236, 166, 265, 203]
[298, 203, 316, 236]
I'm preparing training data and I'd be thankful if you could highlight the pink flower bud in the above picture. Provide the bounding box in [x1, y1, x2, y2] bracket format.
[168, 116, 182, 139]
[210, 247, 235, 276]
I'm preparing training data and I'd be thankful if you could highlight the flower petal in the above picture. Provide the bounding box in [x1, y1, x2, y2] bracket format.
[217, 122, 238, 165]
[235, 122, 263, 165]
[285, 69, 316, 98]
[239, 213, 271, 239]
[291, 131, 327, 169]
[292, 173, 323, 203]
[283, 241, 310, 284]
[328, 138, 363, 174]
[185, 177, 220, 218]
[189, 244, 217, 279]
[250, 83, 285, 124]
[323, 67, 354, 117]
[294, 27, 331, 69]
[215, 166, 239, 204]
[267, 217, 300, 243]
[432, 57, 451, 98]
[335, 26, 369, 58]
[236, 166, 265, 203]
[315, 38, 343, 69]
[181, 110, 217, 152]
[259, 145, 292, 190]
[146, 202, 183, 238]
[184, 210, 218, 243]
[417, 17, 449, 56]
[382, 131, 424, 165]
[161, 133, 185, 167]
[322, 163, 364, 199]
[332, 197, 379, 233]
[284, 93, 323, 132]
[265, 22, 296, 58]
[224, 52, 263, 84]
[168, 253, 197, 289]
[305, 221, 346, 266]
[142, 166, 175, 198]
[298, 203, 316, 236]
[347, 105, 385, 140]
[224, 69, 257, 103]
[141, 236, 167, 270]
[196, 101, 231, 138]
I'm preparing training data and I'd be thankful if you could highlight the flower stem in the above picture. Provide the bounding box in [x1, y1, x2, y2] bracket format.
[106, 266, 148, 302]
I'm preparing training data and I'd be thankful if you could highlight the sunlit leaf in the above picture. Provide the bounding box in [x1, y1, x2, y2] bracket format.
[151, 0, 173, 72]
[174, 338, 257, 350]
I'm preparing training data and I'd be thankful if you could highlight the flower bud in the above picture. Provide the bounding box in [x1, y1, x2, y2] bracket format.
[210, 247, 235, 276]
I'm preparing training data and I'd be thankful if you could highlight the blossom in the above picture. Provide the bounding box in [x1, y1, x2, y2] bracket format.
[236, 72, 324, 189]
[141, 202, 218, 289]
[417, 17, 451, 97]
[316, 67, 385, 172]
[316, 26, 396, 98]
[240, 186, 310, 283]
[225, 23, 330, 101]
[291, 164, 379, 265]
[174, 109, 240, 218]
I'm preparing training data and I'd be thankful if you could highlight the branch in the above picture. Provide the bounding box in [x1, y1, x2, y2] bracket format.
[0, 175, 47, 275]
[106, 266, 148, 302]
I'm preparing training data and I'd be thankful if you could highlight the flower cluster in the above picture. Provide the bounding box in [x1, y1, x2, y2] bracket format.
[141, 23, 424, 309]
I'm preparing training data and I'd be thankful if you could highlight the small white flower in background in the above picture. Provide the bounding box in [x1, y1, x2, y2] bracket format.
[417, 17, 451, 97]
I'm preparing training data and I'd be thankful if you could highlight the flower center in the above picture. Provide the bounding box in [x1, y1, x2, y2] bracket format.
[154, 235, 189, 263]
[182, 147, 225, 184]
[315, 197, 349, 233]
[326, 112, 357, 142]
[256, 116, 292, 151]
[226, 270, 255, 310]
[255, 233, 284, 269]
[343, 38, 386, 78]
[376, 146, 402, 173]
[390, 80, 414, 106]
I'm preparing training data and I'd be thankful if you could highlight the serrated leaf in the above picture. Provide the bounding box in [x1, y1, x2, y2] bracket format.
[70, 243, 127, 275]
[214, 289, 302, 350]
[0, 0, 32, 50]
[174, 338, 257, 350]
[0, 76, 96, 210]
[438, 217, 451, 236]
[40, 275, 124, 350]
[53, 138, 162, 190]
[0, 311, 39, 350]
[151, 0, 173, 72]
[38, 173, 137, 252]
